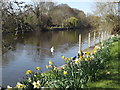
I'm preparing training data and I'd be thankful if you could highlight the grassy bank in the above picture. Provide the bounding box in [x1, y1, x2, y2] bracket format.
[87, 40, 120, 88]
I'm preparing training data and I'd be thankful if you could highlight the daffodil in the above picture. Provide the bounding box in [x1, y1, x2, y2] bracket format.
[46, 65, 52, 69]
[93, 50, 97, 54]
[63, 71, 68, 75]
[86, 52, 90, 55]
[32, 81, 41, 89]
[41, 73, 45, 77]
[86, 57, 90, 61]
[67, 58, 71, 60]
[34, 75, 37, 77]
[35, 67, 41, 70]
[64, 58, 68, 60]
[27, 78, 31, 82]
[53, 66, 57, 70]
[90, 55, 94, 59]
[61, 56, 65, 59]
[94, 45, 100, 50]
[7, 85, 12, 89]
[80, 56, 83, 58]
[16, 82, 26, 88]
[46, 65, 49, 69]
[75, 59, 79, 64]
[80, 56, 84, 61]
[70, 57, 73, 59]
[49, 60, 53, 65]
[26, 70, 32, 75]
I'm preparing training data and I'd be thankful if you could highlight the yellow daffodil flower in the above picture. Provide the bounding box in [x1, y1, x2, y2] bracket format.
[53, 66, 57, 70]
[34, 75, 37, 77]
[61, 56, 65, 59]
[64, 58, 67, 60]
[7, 85, 12, 89]
[27, 78, 31, 82]
[49, 60, 53, 65]
[86, 57, 90, 61]
[46, 65, 52, 69]
[41, 73, 45, 77]
[46, 65, 49, 69]
[16, 82, 26, 88]
[93, 50, 97, 54]
[63, 71, 68, 75]
[67, 58, 71, 60]
[26, 70, 32, 75]
[32, 81, 41, 89]
[86, 52, 90, 55]
[75, 59, 79, 64]
[35, 67, 41, 70]
[70, 57, 73, 59]
[80, 56, 84, 61]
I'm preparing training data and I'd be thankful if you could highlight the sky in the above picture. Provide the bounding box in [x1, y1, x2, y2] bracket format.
[57, 2, 95, 14]
[9, 0, 95, 14]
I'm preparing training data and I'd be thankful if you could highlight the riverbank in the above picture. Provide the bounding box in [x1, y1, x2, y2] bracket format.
[4, 34, 119, 89]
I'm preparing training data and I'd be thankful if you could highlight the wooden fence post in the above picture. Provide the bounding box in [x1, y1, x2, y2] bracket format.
[78, 34, 82, 53]
[93, 31, 96, 45]
[101, 31, 103, 42]
[108, 30, 111, 39]
[103, 31, 104, 41]
[88, 33, 90, 48]
[104, 31, 106, 40]
[107, 31, 109, 39]
[98, 31, 101, 43]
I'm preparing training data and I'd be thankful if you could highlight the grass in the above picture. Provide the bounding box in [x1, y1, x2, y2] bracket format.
[87, 41, 120, 88]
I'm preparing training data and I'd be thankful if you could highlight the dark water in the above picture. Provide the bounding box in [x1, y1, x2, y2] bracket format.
[2, 29, 100, 87]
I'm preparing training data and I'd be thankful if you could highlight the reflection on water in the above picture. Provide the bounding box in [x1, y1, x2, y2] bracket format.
[2, 29, 99, 87]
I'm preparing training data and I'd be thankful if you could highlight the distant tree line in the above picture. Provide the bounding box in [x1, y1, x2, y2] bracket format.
[93, 2, 120, 34]
[2, 0, 100, 34]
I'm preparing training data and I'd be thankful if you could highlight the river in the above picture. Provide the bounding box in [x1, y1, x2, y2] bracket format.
[2, 29, 100, 87]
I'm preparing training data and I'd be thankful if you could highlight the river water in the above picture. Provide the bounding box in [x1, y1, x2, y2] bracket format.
[2, 29, 100, 87]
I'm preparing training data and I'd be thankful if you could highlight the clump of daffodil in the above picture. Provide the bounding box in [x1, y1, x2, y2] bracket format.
[26, 70, 32, 75]
[49, 60, 53, 65]
[32, 80, 41, 89]
[16, 82, 26, 88]
[35, 67, 41, 70]
[63, 71, 68, 75]
[75, 59, 79, 64]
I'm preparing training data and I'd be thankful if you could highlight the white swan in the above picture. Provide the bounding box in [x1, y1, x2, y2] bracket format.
[51, 46, 54, 53]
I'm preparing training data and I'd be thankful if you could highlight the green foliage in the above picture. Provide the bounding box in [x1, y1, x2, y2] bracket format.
[64, 17, 79, 28]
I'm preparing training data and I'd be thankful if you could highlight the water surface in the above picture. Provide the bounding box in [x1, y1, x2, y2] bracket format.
[2, 29, 99, 87]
